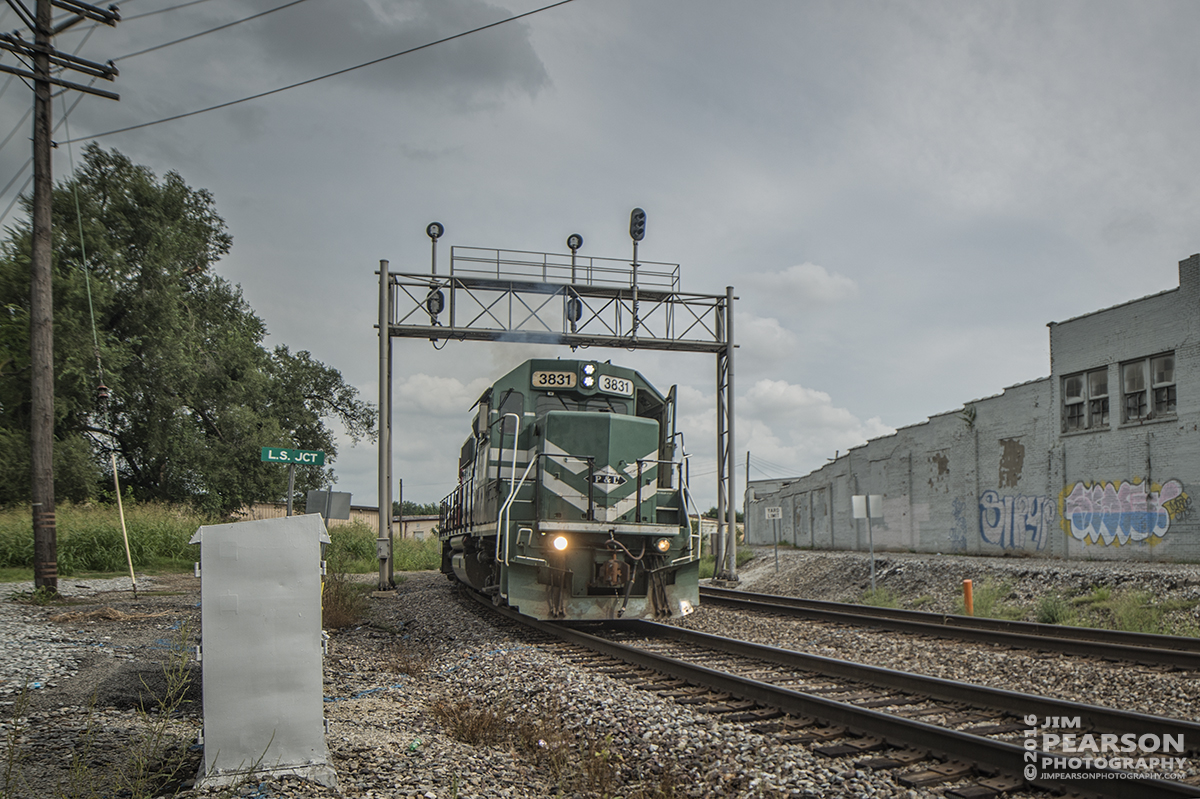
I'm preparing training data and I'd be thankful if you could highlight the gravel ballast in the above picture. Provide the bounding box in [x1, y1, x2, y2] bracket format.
[1, 550, 1198, 798]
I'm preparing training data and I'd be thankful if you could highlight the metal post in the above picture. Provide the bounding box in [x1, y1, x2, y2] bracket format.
[390, 478, 400, 586]
[631, 240, 639, 338]
[724, 286, 738, 581]
[378, 260, 391, 590]
[286, 464, 295, 516]
[774, 517, 779, 573]
[744, 451, 751, 543]
[30, 0, 56, 593]
[714, 351, 727, 578]
[867, 505, 876, 592]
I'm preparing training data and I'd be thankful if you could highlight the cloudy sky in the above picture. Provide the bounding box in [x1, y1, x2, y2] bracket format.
[2, 0, 1198, 510]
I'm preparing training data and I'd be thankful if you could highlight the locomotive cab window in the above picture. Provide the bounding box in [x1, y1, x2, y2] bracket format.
[494, 389, 525, 422]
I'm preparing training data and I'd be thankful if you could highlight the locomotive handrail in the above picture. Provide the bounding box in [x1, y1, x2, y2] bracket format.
[634, 458, 683, 528]
[495, 412, 524, 567]
[677, 451, 703, 564]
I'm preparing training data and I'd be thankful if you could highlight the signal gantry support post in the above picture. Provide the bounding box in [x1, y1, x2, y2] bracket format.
[378, 260, 392, 590]
[375, 232, 738, 582]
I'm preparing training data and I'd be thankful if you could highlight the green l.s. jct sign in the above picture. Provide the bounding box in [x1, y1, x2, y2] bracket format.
[261, 447, 325, 466]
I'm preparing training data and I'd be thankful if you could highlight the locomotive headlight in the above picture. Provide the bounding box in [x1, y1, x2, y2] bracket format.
[583, 363, 596, 375]
[654, 537, 672, 553]
[582, 376, 595, 388]
[552, 535, 569, 551]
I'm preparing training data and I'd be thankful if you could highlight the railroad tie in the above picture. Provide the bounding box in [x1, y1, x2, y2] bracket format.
[857, 748, 927, 769]
[813, 737, 887, 758]
[898, 761, 974, 787]
[958, 720, 1027, 735]
[944, 775, 1024, 799]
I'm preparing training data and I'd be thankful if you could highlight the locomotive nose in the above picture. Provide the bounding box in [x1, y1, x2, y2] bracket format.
[541, 411, 659, 524]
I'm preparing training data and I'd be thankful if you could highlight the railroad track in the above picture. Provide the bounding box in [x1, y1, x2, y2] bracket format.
[700, 586, 1200, 670]
[472, 591, 1200, 799]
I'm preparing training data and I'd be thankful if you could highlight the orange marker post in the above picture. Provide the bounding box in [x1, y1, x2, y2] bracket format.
[963, 579, 974, 616]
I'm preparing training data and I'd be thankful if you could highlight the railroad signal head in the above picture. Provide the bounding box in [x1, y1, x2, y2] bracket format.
[427, 289, 445, 316]
[567, 233, 583, 252]
[426, 222, 444, 241]
[629, 208, 646, 242]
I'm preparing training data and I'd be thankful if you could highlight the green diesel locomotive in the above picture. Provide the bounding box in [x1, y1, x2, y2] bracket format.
[439, 358, 700, 621]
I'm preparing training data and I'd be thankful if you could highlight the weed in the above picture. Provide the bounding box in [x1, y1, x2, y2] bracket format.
[322, 525, 442, 574]
[1105, 591, 1163, 634]
[1072, 585, 1112, 606]
[581, 733, 623, 795]
[860, 587, 898, 608]
[2, 625, 201, 799]
[384, 642, 429, 677]
[698, 548, 754, 580]
[321, 567, 370, 630]
[114, 625, 200, 799]
[956, 578, 1023, 620]
[1, 685, 32, 799]
[392, 537, 442, 572]
[909, 595, 935, 609]
[430, 699, 508, 747]
[7, 587, 72, 606]
[1035, 594, 1074, 625]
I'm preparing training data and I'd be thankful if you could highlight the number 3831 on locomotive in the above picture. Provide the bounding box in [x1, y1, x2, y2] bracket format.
[438, 359, 701, 621]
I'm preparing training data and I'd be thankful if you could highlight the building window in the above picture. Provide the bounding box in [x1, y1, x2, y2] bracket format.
[1122, 353, 1175, 422]
[1088, 369, 1109, 427]
[1152, 354, 1176, 414]
[1062, 368, 1108, 432]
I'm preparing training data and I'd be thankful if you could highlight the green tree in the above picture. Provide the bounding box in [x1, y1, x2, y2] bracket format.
[394, 500, 442, 516]
[0, 145, 374, 514]
[703, 506, 744, 523]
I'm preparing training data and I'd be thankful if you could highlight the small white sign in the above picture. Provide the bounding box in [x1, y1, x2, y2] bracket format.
[852, 494, 884, 519]
[852, 495, 867, 519]
[765, 506, 782, 520]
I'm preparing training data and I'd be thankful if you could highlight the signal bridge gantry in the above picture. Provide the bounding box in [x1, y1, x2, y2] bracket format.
[377, 217, 740, 585]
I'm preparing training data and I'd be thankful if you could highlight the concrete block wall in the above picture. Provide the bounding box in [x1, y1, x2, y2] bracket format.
[748, 255, 1199, 562]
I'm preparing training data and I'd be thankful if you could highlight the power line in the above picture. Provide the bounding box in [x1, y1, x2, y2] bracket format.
[124, 0, 221, 21]
[115, 0, 312, 61]
[0, 88, 91, 224]
[63, 0, 579, 144]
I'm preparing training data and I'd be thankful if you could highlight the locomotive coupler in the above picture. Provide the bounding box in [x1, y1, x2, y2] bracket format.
[596, 552, 631, 588]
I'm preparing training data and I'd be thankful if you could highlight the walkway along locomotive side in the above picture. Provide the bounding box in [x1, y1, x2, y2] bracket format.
[438, 358, 701, 621]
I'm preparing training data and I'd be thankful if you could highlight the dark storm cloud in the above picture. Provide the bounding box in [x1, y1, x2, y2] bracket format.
[244, 0, 550, 103]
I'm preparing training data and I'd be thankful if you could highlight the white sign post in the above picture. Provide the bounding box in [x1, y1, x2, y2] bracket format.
[852, 495, 883, 591]
[765, 506, 783, 572]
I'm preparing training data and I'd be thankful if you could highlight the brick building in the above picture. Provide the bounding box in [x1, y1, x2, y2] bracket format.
[746, 254, 1199, 561]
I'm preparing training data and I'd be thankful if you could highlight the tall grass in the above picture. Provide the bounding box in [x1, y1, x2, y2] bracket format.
[0, 502, 212, 577]
[698, 548, 755, 579]
[325, 521, 442, 574]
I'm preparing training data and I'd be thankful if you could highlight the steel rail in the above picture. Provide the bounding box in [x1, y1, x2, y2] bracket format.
[475, 594, 1199, 798]
[623, 620, 1200, 745]
[700, 586, 1200, 669]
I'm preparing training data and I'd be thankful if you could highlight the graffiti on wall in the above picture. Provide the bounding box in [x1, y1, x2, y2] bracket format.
[978, 491, 1055, 550]
[1059, 479, 1189, 546]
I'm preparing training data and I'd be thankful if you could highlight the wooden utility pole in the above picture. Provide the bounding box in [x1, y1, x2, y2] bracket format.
[30, 0, 56, 592]
[1, 0, 119, 591]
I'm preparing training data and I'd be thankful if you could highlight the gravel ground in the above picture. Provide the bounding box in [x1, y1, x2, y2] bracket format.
[1, 550, 1198, 798]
